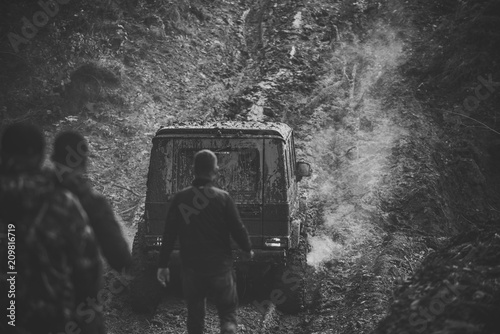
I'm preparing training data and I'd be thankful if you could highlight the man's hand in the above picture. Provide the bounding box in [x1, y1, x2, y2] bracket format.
[157, 267, 170, 287]
[242, 250, 254, 261]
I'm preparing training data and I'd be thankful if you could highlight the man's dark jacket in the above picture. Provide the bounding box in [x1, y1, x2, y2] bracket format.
[56, 173, 132, 273]
[158, 178, 252, 275]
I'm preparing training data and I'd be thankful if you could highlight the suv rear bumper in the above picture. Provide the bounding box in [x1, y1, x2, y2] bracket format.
[145, 236, 288, 265]
[163, 249, 286, 266]
[234, 249, 286, 263]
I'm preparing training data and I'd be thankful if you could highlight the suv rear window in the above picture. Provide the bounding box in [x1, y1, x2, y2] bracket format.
[175, 141, 262, 204]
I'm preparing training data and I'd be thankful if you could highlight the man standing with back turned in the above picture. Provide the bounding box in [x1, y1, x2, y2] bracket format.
[157, 149, 253, 334]
[0, 123, 102, 334]
[51, 131, 132, 274]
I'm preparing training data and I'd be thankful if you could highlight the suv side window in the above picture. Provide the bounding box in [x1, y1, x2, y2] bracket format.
[287, 134, 298, 211]
[287, 136, 294, 186]
[146, 139, 172, 203]
[264, 138, 286, 202]
[284, 140, 291, 186]
[290, 133, 296, 177]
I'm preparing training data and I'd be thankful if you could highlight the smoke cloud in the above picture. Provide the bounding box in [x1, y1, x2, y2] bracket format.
[304, 22, 408, 269]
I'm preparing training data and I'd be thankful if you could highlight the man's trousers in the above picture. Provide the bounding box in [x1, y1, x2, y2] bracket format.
[182, 268, 238, 334]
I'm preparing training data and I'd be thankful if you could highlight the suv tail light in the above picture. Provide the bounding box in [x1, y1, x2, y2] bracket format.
[145, 235, 163, 247]
[264, 237, 288, 248]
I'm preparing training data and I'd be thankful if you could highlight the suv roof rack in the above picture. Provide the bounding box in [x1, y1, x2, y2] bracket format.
[155, 121, 292, 139]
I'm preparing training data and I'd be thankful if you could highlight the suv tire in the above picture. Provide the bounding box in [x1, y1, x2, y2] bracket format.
[130, 218, 163, 314]
[273, 234, 307, 314]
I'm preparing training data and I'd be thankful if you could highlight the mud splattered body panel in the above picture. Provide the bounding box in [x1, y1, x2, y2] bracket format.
[144, 122, 299, 253]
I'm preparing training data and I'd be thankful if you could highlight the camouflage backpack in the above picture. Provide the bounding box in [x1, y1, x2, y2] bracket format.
[0, 172, 101, 333]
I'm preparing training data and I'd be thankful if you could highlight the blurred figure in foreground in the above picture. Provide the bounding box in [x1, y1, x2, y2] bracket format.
[51, 130, 132, 274]
[0, 123, 103, 334]
[157, 149, 253, 334]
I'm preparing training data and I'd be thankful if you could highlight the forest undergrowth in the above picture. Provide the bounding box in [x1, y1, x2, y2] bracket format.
[1, 0, 500, 333]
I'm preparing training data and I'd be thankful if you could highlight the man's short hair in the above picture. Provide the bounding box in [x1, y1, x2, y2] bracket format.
[0, 123, 45, 160]
[52, 131, 88, 168]
[194, 150, 217, 176]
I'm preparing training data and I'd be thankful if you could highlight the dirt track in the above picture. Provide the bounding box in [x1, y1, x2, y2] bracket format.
[99, 1, 436, 333]
[2, 0, 497, 333]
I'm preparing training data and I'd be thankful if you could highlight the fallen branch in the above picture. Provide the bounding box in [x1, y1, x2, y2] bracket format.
[112, 183, 142, 197]
[350, 64, 357, 107]
[119, 202, 141, 215]
[332, 24, 340, 42]
[404, 255, 414, 273]
[444, 110, 500, 136]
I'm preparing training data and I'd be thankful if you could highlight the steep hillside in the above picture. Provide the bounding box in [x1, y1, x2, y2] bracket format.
[1, 0, 499, 334]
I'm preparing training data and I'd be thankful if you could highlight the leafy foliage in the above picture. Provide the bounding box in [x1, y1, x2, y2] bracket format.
[404, 0, 500, 131]
[413, 0, 500, 89]
[2, 1, 500, 334]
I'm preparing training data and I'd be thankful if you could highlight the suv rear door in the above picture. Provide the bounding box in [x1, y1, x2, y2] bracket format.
[172, 138, 264, 248]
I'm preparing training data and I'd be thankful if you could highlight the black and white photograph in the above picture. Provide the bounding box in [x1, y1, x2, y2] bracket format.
[1, 0, 499, 333]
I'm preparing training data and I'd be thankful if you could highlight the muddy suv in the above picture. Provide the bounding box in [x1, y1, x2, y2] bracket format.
[130, 121, 312, 314]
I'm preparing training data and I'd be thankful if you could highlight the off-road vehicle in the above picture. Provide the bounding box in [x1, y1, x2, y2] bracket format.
[130, 121, 312, 314]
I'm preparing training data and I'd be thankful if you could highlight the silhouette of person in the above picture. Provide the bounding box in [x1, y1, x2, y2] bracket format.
[51, 130, 132, 273]
[0, 123, 103, 334]
[157, 149, 253, 334]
